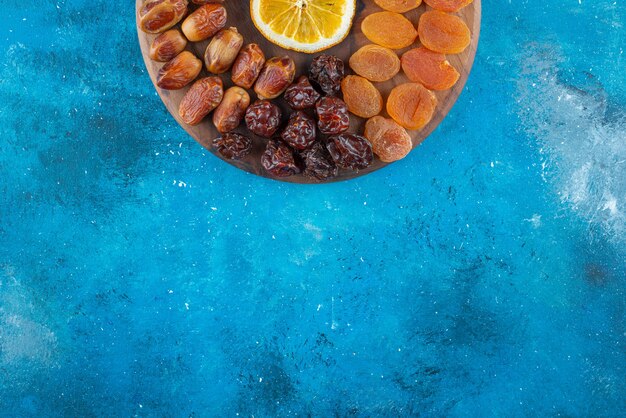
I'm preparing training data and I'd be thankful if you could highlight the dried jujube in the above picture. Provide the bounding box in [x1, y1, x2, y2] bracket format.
[281, 111, 317, 150]
[309, 55, 345, 96]
[326, 134, 373, 170]
[213, 133, 252, 160]
[301, 142, 338, 181]
[284, 76, 321, 110]
[261, 139, 301, 177]
[315, 96, 350, 135]
[245, 100, 282, 138]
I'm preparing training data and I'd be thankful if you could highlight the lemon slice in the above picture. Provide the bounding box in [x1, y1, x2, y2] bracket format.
[250, 0, 356, 53]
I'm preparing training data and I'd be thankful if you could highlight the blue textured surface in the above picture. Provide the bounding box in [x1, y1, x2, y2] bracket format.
[1, 1, 625, 416]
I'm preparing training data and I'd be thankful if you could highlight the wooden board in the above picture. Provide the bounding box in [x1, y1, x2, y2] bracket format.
[136, 0, 481, 183]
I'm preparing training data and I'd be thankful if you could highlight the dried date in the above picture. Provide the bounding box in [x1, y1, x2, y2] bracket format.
[254, 56, 296, 100]
[178, 76, 223, 125]
[212, 86, 250, 133]
[181, 3, 227, 42]
[204, 27, 244, 74]
[156, 51, 202, 90]
[231, 44, 266, 89]
[138, 0, 188, 34]
[149, 29, 187, 62]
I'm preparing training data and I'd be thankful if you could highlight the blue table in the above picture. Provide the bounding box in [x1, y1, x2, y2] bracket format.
[0, 1, 624, 416]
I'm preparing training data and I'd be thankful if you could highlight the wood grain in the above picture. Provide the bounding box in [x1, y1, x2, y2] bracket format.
[136, 0, 481, 183]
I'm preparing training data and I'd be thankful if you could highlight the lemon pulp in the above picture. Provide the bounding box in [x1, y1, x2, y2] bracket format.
[251, 0, 356, 53]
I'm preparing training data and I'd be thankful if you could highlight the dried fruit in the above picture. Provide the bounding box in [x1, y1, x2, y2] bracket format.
[213, 133, 252, 160]
[301, 142, 338, 181]
[261, 139, 301, 177]
[245, 100, 282, 137]
[139, 0, 188, 34]
[373, 0, 422, 12]
[341, 75, 383, 118]
[281, 111, 316, 150]
[386, 83, 437, 130]
[326, 134, 373, 170]
[309, 55, 344, 96]
[149, 29, 187, 62]
[349, 44, 400, 82]
[212, 87, 250, 133]
[401, 47, 460, 90]
[178, 76, 223, 125]
[424, 0, 473, 12]
[231, 44, 266, 89]
[204, 27, 244, 74]
[418, 11, 471, 54]
[181, 3, 227, 42]
[364, 116, 413, 162]
[156, 51, 202, 90]
[284, 76, 321, 110]
[254, 56, 296, 100]
[361, 12, 417, 50]
[315, 96, 350, 135]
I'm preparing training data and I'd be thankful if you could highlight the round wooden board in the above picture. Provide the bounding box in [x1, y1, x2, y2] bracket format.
[136, 0, 481, 183]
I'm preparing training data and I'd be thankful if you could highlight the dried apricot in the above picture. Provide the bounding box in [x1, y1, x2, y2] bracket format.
[424, 0, 473, 12]
[361, 12, 417, 50]
[349, 44, 400, 82]
[401, 47, 460, 90]
[364, 116, 413, 162]
[341, 75, 383, 118]
[374, 0, 422, 13]
[418, 11, 470, 54]
[386, 83, 437, 130]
